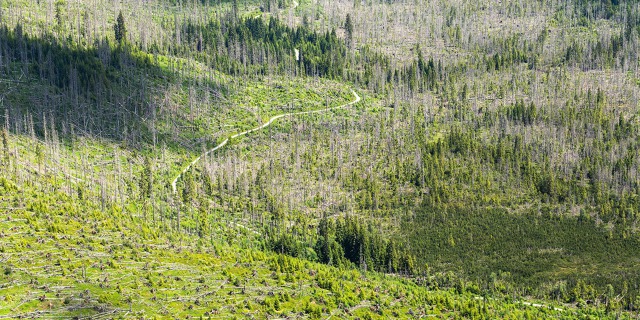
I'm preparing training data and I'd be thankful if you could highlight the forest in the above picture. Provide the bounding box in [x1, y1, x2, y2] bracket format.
[1, 0, 640, 318]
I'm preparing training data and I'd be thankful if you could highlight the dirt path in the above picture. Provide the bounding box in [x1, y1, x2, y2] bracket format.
[172, 90, 361, 194]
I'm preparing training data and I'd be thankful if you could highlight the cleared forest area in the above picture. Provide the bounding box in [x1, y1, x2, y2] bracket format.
[1, 0, 640, 318]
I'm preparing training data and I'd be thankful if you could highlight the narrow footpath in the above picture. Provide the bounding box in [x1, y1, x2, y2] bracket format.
[172, 90, 361, 193]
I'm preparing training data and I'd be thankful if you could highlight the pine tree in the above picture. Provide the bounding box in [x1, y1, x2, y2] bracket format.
[1, 128, 8, 165]
[182, 168, 195, 205]
[345, 14, 354, 48]
[139, 156, 153, 200]
[114, 11, 126, 44]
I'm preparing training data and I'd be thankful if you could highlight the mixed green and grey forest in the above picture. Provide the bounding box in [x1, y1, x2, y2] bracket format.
[1, 0, 640, 318]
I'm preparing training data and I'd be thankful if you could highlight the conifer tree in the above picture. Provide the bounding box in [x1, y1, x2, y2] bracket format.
[114, 11, 126, 44]
[345, 14, 354, 48]
[140, 156, 153, 200]
[1, 128, 8, 165]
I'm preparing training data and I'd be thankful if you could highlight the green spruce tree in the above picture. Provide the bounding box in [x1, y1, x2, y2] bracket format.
[114, 11, 126, 44]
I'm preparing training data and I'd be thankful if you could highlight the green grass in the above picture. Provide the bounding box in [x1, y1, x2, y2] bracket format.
[0, 155, 584, 318]
[2, 0, 640, 317]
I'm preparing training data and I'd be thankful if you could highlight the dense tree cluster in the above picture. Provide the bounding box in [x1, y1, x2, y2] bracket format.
[314, 216, 416, 274]
[179, 15, 347, 78]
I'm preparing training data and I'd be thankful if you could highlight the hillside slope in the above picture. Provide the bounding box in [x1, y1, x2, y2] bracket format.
[1, 0, 640, 318]
[1, 131, 583, 319]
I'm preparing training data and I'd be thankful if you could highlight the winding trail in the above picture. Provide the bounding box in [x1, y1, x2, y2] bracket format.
[172, 90, 361, 194]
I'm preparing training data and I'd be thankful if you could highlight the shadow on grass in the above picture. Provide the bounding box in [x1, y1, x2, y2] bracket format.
[0, 23, 227, 153]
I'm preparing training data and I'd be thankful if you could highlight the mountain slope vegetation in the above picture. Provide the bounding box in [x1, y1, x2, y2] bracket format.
[1, 0, 640, 318]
